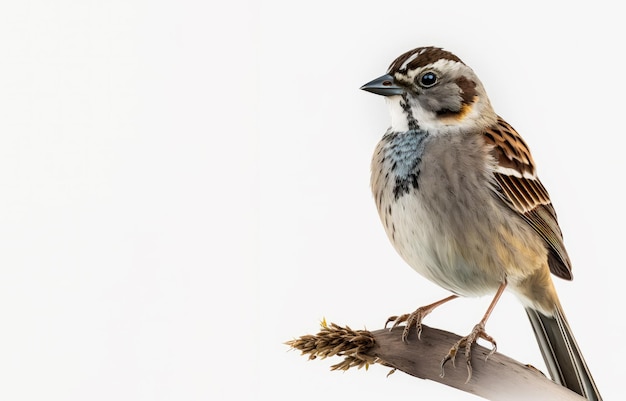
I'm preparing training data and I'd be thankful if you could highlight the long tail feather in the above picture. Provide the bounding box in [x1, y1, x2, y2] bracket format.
[525, 306, 602, 400]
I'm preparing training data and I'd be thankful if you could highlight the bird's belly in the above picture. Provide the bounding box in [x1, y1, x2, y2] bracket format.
[381, 194, 504, 297]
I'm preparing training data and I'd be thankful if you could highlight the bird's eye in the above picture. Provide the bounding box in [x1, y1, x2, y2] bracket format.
[418, 71, 438, 88]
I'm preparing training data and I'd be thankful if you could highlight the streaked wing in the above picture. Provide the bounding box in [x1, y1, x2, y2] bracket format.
[484, 117, 572, 280]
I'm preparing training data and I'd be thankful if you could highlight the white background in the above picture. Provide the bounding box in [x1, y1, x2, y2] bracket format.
[0, 1, 621, 400]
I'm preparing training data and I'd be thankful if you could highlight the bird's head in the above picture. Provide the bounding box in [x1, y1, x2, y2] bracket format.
[361, 47, 497, 134]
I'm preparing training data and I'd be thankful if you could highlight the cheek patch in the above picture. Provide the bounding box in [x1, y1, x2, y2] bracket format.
[439, 96, 478, 122]
[455, 76, 478, 105]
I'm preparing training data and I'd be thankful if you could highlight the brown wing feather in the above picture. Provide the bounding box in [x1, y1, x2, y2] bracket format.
[483, 118, 536, 178]
[484, 117, 572, 280]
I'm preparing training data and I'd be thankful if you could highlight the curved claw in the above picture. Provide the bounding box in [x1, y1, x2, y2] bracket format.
[385, 308, 430, 342]
[440, 349, 457, 378]
[439, 322, 497, 383]
[386, 295, 459, 343]
[464, 339, 474, 383]
[384, 316, 399, 329]
[485, 341, 497, 361]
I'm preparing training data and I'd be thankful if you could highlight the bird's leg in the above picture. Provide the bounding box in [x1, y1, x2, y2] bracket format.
[386, 295, 459, 341]
[440, 282, 506, 383]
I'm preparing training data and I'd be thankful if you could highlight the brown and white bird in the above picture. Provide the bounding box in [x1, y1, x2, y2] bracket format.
[361, 46, 601, 400]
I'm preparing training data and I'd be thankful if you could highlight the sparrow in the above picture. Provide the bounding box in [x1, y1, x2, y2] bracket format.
[361, 46, 601, 400]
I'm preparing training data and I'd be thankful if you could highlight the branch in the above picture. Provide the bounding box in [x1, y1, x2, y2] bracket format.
[286, 320, 585, 401]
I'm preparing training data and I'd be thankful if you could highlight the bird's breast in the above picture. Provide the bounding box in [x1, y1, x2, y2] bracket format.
[371, 130, 524, 296]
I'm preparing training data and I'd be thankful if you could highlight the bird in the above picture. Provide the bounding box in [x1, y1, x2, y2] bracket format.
[360, 46, 602, 400]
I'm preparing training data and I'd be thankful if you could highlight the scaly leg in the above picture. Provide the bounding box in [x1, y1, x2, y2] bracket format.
[386, 295, 459, 341]
[440, 282, 506, 383]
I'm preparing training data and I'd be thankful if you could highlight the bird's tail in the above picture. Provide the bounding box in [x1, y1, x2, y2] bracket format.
[525, 306, 602, 400]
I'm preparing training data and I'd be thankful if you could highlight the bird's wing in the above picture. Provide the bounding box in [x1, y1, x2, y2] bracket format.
[483, 117, 572, 280]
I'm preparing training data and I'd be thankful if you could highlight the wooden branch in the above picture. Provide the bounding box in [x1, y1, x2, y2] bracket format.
[287, 321, 586, 401]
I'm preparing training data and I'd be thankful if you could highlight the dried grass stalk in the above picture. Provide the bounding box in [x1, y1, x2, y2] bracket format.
[287, 320, 586, 401]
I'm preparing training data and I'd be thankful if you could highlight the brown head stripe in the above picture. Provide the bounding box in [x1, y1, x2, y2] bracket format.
[388, 47, 464, 73]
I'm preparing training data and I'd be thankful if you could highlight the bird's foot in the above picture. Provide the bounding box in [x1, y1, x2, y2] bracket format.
[440, 322, 497, 383]
[385, 306, 431, 342]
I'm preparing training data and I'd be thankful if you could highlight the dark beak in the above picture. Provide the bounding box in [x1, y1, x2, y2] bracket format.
[360, 74, 404, 96]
